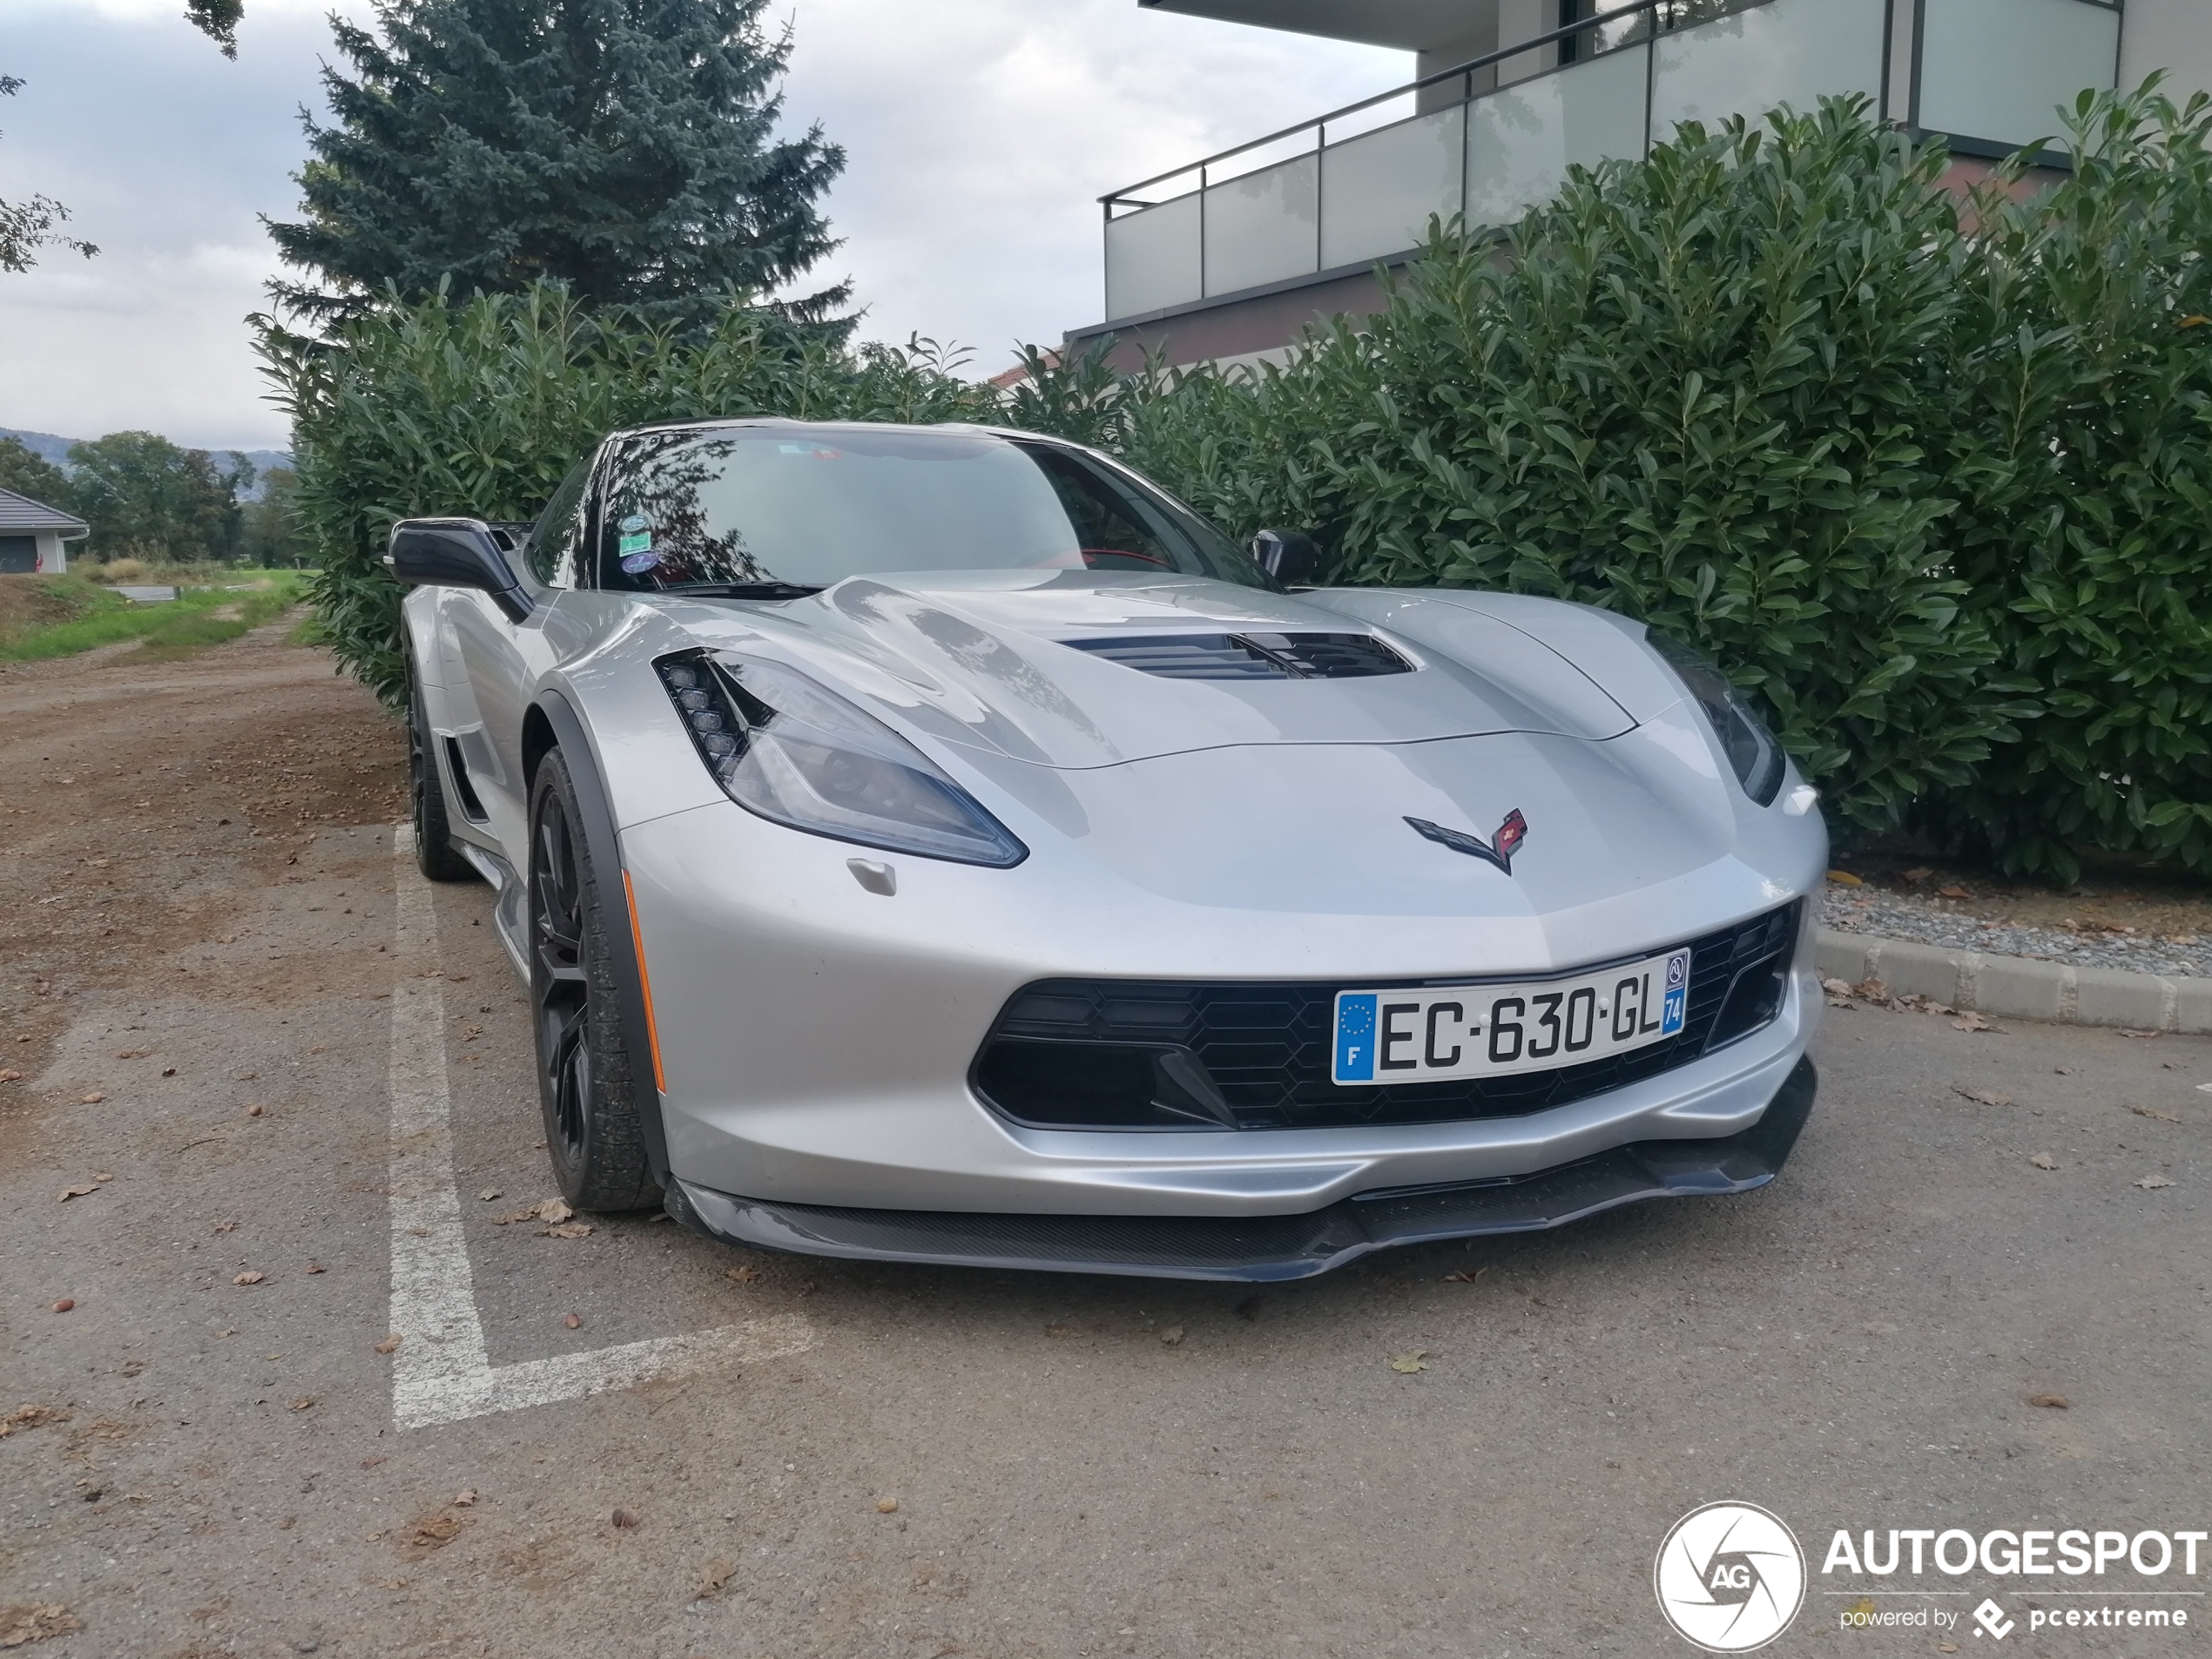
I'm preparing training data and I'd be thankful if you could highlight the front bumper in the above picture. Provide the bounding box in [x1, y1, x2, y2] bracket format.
[673, 1055, 1817, 1281]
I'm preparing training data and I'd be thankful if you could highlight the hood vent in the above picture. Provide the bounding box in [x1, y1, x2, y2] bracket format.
[1063, 631, 1414, 681]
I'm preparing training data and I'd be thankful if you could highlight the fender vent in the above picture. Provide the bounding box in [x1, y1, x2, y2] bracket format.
[1062, 631, 1413, 680]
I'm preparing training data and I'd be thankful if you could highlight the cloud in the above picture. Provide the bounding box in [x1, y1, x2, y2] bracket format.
[0, 0, 1400, 448]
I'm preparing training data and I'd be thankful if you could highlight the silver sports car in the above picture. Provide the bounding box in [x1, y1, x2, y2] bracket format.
[393, 418, 1827, 1281]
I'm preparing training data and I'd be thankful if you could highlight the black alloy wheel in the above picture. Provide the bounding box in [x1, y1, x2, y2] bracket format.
[407, 656, 475, 883]
[527, 748, 658, 1211]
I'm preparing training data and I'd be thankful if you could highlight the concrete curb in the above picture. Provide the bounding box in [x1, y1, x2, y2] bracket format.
[1816, 927, 2212, 1035]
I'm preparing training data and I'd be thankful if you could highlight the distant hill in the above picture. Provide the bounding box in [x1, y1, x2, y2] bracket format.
[0, 427, 293, 502]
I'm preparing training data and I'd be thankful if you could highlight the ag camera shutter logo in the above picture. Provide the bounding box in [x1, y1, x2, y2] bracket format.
[1655, 1501, 1806, 1651]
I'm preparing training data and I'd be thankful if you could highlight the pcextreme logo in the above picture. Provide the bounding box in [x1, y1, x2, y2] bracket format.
[1655, 1501, 1807, 1652]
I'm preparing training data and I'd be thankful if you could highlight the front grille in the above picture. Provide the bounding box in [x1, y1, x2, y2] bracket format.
[1060, 632, 1413, 680]
[973, 902, 1801, 1132]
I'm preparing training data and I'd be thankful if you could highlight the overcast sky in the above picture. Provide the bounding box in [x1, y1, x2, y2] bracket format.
[0, 0, 1401, 452]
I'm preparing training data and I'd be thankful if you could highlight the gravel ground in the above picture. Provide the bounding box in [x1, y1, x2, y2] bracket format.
[1822, 881, 2209, 980]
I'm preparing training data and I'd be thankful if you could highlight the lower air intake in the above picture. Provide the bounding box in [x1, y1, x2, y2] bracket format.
[972, 902, 1803, 1132]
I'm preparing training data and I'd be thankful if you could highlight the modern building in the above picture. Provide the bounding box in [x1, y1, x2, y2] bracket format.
[0, 487, 87, 574]
[1070, 0, 2212, 368]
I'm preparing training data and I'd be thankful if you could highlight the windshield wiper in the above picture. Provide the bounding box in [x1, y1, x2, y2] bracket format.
[658, 582, 824, 601]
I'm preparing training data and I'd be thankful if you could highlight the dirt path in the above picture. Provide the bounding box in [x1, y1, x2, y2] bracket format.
[2, 629, 2209, 1658]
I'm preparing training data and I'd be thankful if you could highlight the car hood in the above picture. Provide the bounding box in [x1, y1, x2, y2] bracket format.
[685, 570, 1635, 770]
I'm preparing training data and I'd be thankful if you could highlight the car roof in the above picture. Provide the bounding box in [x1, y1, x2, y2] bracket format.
[609, 416, 1046, 444]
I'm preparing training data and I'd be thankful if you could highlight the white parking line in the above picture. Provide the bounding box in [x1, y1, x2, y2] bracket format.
[387, 825, 812, 1430]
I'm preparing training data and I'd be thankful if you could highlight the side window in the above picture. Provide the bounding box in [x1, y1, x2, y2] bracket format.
[523, 457, 595, 589]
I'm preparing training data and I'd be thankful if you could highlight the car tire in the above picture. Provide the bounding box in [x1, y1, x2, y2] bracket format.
[407, 660, 476, 884]
[528, 747, 659, 1211]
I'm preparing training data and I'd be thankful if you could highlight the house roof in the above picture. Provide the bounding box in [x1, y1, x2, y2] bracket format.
[1140, 0, 1486, 53]
[0, 486, 89, 536]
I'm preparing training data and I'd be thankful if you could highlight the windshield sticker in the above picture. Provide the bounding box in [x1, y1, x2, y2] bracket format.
[619, 548, 664, 574]
[618, 513, 652, 534]
[617, 529, 652, 556]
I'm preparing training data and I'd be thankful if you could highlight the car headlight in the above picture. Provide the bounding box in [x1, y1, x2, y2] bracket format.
[655, 651, 1028, 867]
[1648, 633, 1788, 807]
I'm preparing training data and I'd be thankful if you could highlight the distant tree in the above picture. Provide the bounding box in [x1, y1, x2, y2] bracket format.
[67, 432, 251, 563]
[240, 465, 311, 566]
[0, 435, 75, 509]
[1, 77, 98, 273]
[265, 0, 848, 331]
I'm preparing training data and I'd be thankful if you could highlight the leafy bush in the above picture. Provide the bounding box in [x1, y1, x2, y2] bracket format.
[259, 287, 996, 706]
[1926, 91, 2212, 880]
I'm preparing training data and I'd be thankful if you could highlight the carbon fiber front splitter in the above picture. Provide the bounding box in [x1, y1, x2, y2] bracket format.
[670, 1056, 1817, 1282]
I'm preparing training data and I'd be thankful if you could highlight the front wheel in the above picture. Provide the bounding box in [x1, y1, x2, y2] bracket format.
[529, 749, 659, 1211]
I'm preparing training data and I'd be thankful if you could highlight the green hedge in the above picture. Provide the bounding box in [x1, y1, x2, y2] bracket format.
[267, 87, 2212, 880]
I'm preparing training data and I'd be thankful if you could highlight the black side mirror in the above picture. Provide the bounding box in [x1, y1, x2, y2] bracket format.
[386, 518, 534, 624]
[1251, 529, 1321, 588]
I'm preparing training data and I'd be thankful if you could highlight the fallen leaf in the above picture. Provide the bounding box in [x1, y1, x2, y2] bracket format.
[493, 1197, 574, 1226]
[1825, 869, 1864, 887]
[288, 1397, 315, 1412]
[79, 1094, 102, 1104]
[2135, 1174, 2175, 1190]
[92, 1173, 111, 1184]
[1937, 884, 1972, 900]
[2029, 1153, 2058, 1171]
[212, 1220, 238, 1234]
[0, 1070, 20, 1083]
[2028, 1393, 2069, 1409]
[233, 1271, 266, 1285]
[478, 1188, 500, 1202]
[1390, 1351, 1430, 1373]
[360, 1455, 386, 1469]
[57, 1184, 95, 1203]
[373, 1334, 403, 1355]
[2121, 1028, 2161, 1040]
[876, 1498, 899, 1514]
[0, 1603, 82, 1647]
[1441, 1269, 1488, 1283]
[610, 1507, 641, 1529]
[1901, 867, 1933, 883]
[563, 1312, 582, 1330]
[114, 1049, 147, 1060]
[1846, 1597, 1878, 1619]
[2132, 1106, 2182, 1123]
[542, 1223, 593, 1239]
[1856, 977, 1890, 1002]
[48, 1300, 72, 1313]
[1158, 1325, 1185, 1346]
[1819, 977, 1854, 998]
[1952, 1011, 1993, 1032]
[407, 1511, 462, 1548]
[723, 1264, 762, 1283]
[694, 1558, 737, 1600]
[451, 1488, 476, 1507]
[1952, 1085, 2013, 1107]
[0, 1406, 69, 1437]
[304, 1263, 326, 1274]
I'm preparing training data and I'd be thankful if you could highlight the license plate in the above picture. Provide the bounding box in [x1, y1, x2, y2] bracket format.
[1332, 948, 1691, 1085]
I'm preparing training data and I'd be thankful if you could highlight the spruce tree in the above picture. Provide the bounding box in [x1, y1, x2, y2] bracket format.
[265, 0, 846, 329]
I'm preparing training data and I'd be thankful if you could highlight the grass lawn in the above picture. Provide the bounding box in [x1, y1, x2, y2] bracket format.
[0, 572, 305, 663]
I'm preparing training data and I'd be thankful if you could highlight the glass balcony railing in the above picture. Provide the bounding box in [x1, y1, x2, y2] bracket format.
[1100, 0, 2121, 326]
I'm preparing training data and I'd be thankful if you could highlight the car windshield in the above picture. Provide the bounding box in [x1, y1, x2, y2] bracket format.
[596, 426, 1271, 593]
